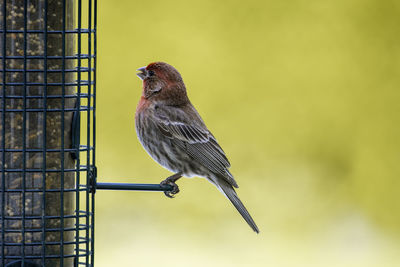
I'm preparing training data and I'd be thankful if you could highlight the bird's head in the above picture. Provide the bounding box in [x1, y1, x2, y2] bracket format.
[136, 62, 189, 105]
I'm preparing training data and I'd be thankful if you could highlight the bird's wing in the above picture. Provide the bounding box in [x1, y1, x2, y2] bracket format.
[153, 105, 238, 188]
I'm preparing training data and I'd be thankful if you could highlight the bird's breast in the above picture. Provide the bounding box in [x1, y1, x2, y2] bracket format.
[135, 96, 151, 115]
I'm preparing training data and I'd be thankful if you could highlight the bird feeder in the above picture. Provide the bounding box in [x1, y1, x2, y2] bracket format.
[1, 0, 95, 265]
[1, 1, 173, 266]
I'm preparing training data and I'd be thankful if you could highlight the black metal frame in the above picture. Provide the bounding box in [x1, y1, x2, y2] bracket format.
[1, 0, 97, 266]
[1, 1, 173, 266]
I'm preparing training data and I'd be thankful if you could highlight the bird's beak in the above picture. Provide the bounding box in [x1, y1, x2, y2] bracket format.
[136, 66, 147, 80]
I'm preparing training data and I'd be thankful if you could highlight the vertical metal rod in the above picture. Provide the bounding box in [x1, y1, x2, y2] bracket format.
[91, 0, 97, 264]
[22, 0, 28, 265]
[60, 0, 67, 265]
[76, 0, 82, 262]
[1, 1, 7, 266]
[41, 0, 49, 265]
[86, 0, 92, 263]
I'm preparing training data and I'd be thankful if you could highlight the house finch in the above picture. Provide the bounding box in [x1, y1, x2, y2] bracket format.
[135, 62, 259, 233]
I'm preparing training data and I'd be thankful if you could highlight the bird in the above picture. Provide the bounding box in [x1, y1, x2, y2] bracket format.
[135, 62, 259, 233]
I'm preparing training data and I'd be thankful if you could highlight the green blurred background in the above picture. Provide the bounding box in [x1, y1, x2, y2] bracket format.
[95, 0, 400, 266]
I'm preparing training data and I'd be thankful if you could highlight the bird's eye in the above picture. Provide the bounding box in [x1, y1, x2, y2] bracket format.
[148, 70, 155, 77]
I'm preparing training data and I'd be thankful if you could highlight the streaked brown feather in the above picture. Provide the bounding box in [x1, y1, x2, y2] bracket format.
[152, 104, 237, 188]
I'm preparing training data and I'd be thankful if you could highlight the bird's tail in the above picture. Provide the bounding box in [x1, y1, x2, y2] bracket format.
[216, 178, 259, 233]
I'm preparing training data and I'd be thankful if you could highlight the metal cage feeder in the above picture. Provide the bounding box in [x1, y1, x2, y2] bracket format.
[0, 0, 173, 266]
[0, 0, 95, 265]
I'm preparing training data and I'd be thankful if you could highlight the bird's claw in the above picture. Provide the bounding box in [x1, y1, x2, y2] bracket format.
[160, 179, 180, 198]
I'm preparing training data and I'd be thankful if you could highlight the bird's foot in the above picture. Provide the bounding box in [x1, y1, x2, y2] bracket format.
[160, 179, 180, 198]
[160, 173, 182, 198]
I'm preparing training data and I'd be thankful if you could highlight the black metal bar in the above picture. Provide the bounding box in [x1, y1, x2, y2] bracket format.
[0, 82, 94, 86]
[0, 94, 93, 99]
[0, 54, 95, 59]
[86, 0, 92, 263]
[91, 0, 97, 264]
[3, 214, 90, 220]
[96, 182, 173, 192]
[1, 1, 7, 266]
[4, 239, 89, 247]
[42, 0, 49, 265]
[0, 29, 94, 34]
[2, 68, 94, 72]
[0, 146, 93, 153]
[4, 226, 90, 234]
[75, 0, 82, 263]
[22, 0, 28, 264]
[60, 0, 67, 265]
[4, 188, 89, 193]
[0, 107, 93, 112]
[5, 254, 83, 260]
[1, 168, 90, 173]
